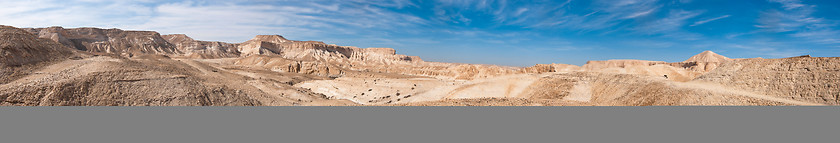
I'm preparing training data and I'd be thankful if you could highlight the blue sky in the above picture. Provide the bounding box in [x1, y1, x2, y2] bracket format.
[2, 0, 839, 66]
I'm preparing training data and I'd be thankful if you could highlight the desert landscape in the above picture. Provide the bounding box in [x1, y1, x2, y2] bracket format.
[1, 25, 837, 106]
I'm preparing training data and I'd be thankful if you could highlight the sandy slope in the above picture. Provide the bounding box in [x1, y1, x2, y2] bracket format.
[0, 55, 355, 106]
[674, 81, 824, 105]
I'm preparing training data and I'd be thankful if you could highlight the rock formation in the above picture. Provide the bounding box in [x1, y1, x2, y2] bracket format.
[235, 55, 344, 76]
[1, 25, 75, 67]
[582, 60, 667, 70]
[236, 35, 422, 65]
[696, 56, 840, 105]
[24, 26, 179, 57]
[522, 63, 581, 73]
[162, 34, 239, 59]
[668, 51, 733, 72]
[231, 34, 521, 80]
[578, 51, 735, 81]
[1, 25, 77, 84]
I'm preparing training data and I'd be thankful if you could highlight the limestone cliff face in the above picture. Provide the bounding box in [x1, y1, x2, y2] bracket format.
[237, 35, 351, 60]
[582, 60, 667, 70]
[24, 26, 179, 56]
[350, 48, 422, 64]
[233, 35, 525, 80]
[234, 55, 344, 77]
[236, 35, 421, 65]
[162, 34, 239, 59]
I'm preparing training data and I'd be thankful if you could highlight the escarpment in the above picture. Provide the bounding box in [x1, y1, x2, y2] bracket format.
[25, 26, 179, 56]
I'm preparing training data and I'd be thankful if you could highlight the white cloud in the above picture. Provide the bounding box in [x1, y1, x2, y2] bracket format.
[599, 0, 661, 19]
[624, 9, 656, 19]
[760, 0, 840, 46]
[729, 43, 807, 58]
[540, 0, 661, 32]
[0, 1, 153, 28]
[690, 15, 731, 27]
[631, 10, 703, 40]
[513, 8, 529, 17]
[768, 0, 806, 10]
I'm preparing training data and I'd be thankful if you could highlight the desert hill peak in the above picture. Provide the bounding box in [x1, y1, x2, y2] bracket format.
[161, 34, 196, 43]
[684, 50, 732, 63]
[249, 35, 290, 43]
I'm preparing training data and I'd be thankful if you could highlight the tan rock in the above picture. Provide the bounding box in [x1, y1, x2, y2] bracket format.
[522, 63, 581, 73]
[696, 56, 840, 105]
[668, 51, 734, 72]
[1, 25, 75, 66]
[25, 26, 180, 56]
[582, 59, 666, 70]
[162, 34, 240, 59]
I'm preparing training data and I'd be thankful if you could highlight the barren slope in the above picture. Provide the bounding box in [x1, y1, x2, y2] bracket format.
[696, 56, 840, 105]
[1, 25, 77, 84]
[521, 72, 814, 106]
[1, 26, 75, 66]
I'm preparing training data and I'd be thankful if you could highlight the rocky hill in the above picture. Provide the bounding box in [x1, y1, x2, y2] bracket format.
[236, 35, 422, 65]
[579, 51, 735, 81]
[1, 26, 75, 66]
[24, 26, 180, 57]
[685, 50, 732, 63]
[1, 25, 351, 106]
[668, 51, 733, 72]
[234, 55, 345, 77]
[521, 63, 580, 73]
[695, 56, 840, 105]
[582, 60, 666, 70]
[1, 25, 77, 84]
[162, 34, 239, 59]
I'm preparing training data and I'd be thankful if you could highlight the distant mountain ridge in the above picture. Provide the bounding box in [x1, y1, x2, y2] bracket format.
[21, 26, 423, 65]
[6, 25, 741, 81]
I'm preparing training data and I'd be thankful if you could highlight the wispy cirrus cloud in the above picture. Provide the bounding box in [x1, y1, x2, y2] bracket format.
[0, 0, 155, 28]
[633, 10, 703, 37]
[599, 0, 661, 19]
[768, 0, 806, 10]
[759, 0, 840, 45]
[728, 43, 807, 58]
[690, 15, 730, 27]
[507, 0, 666, 33]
